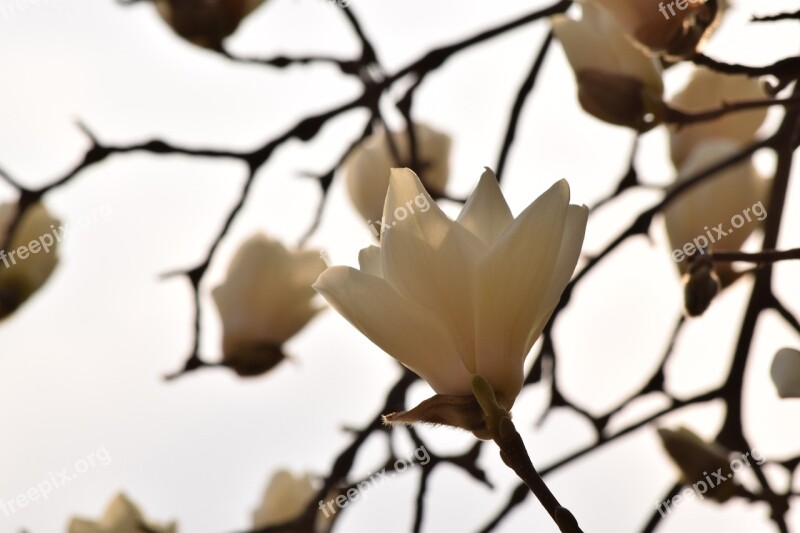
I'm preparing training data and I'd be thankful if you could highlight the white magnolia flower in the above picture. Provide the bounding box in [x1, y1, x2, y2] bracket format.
[770, 348, 800, 399]
[68, 493, 177, 533]
[252, 470, 332, 531]
[212, 234, 326, 376]
[663, 138, 766, 273]
[589, 0, 721, 58]
[670, 68, 768, 167]
[345, 124, 451, 226]
[552, 3, 664, 131]
[155, 0, 265, 50]
[0, 202, 60, 321]
[315, 168, 588, 408]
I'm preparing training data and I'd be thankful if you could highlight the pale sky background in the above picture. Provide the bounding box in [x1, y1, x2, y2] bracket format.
[1, 0, 800, 531]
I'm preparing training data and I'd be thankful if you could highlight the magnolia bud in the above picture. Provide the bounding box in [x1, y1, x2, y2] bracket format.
[770, 348, 800, 399]
[552, 4, 665, 131]
[657, 427, 737, 503]
[663, 138, 768, 289]
[213, 234, 325, 376]
[154, 0, 265, 50]
[344, 124, 451, 227]
[0, 202, 60, 321]
[682, 255, 720, 317]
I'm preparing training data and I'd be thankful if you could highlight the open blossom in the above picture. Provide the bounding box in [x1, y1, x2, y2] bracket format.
[552, 3, 664, 131]
[314, 168, 588, 410]
[669, 68, 768, 168]
[155, 0, 265, 50]
[589, 0, 722, 58]
[0, 202, 60, 321]
[212, 234, 325, 376]
[771, 348, 800, 399]
[68, 493, 176, 533]
[252, 470, 332, 531]
[345, 124, 451, 226]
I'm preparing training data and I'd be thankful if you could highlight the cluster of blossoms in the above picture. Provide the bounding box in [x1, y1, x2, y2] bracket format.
[552, 0, 769, 297]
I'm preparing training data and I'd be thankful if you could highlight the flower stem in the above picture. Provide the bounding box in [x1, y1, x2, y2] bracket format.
[471, 376, 582, 532]
[493, 417, 583, 533]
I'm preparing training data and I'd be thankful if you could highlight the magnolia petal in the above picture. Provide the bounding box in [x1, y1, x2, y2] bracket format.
[456, 168, 514, 245]
[657, 427, 737, 502]
[213, 235, 324, 351]
[252, 470, 315, 528]
[553, 3, 663, 94]
[100, 494, 146, 530]
[412, 124, 452, 196]
[68, 493, 176, 533]
[663, 138, 762, 276]
[523, 204, 589, 355]
[381, 169, 484, 373]
[382, 394, 491, 440]
[291, 249, 329, 295]
[475, 180, 570, 406]
[13, 203, 61, 284]
[66, 520, 103, 533]
[345, 125, 451, 224]
[0, 202, 61, 321]
[346, 133, 395, 225]
[670, 69, 767, 167]
[358, 245, 383, 277]
[314, 266, 473, 395]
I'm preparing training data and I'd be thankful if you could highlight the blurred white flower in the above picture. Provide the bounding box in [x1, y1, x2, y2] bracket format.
[212, 234, 325, 376]
[669, 68, 768, 167]
[552, 3, 664, 131]
[345, 124, 451, 226]
[589, 0, 721, 58]
[155, 0, 265, 50]
[252, 470, 332, 531]
[315, 168, 588, 409]
[0, 202, 60, 321]
[663, 138, 767, 280]
[770, 348, 800, 399]
[657, 427, 737, 502]
[68, 493, 177, 533]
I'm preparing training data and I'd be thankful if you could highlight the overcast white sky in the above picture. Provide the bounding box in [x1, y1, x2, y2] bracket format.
[1, 0, 800, 531]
